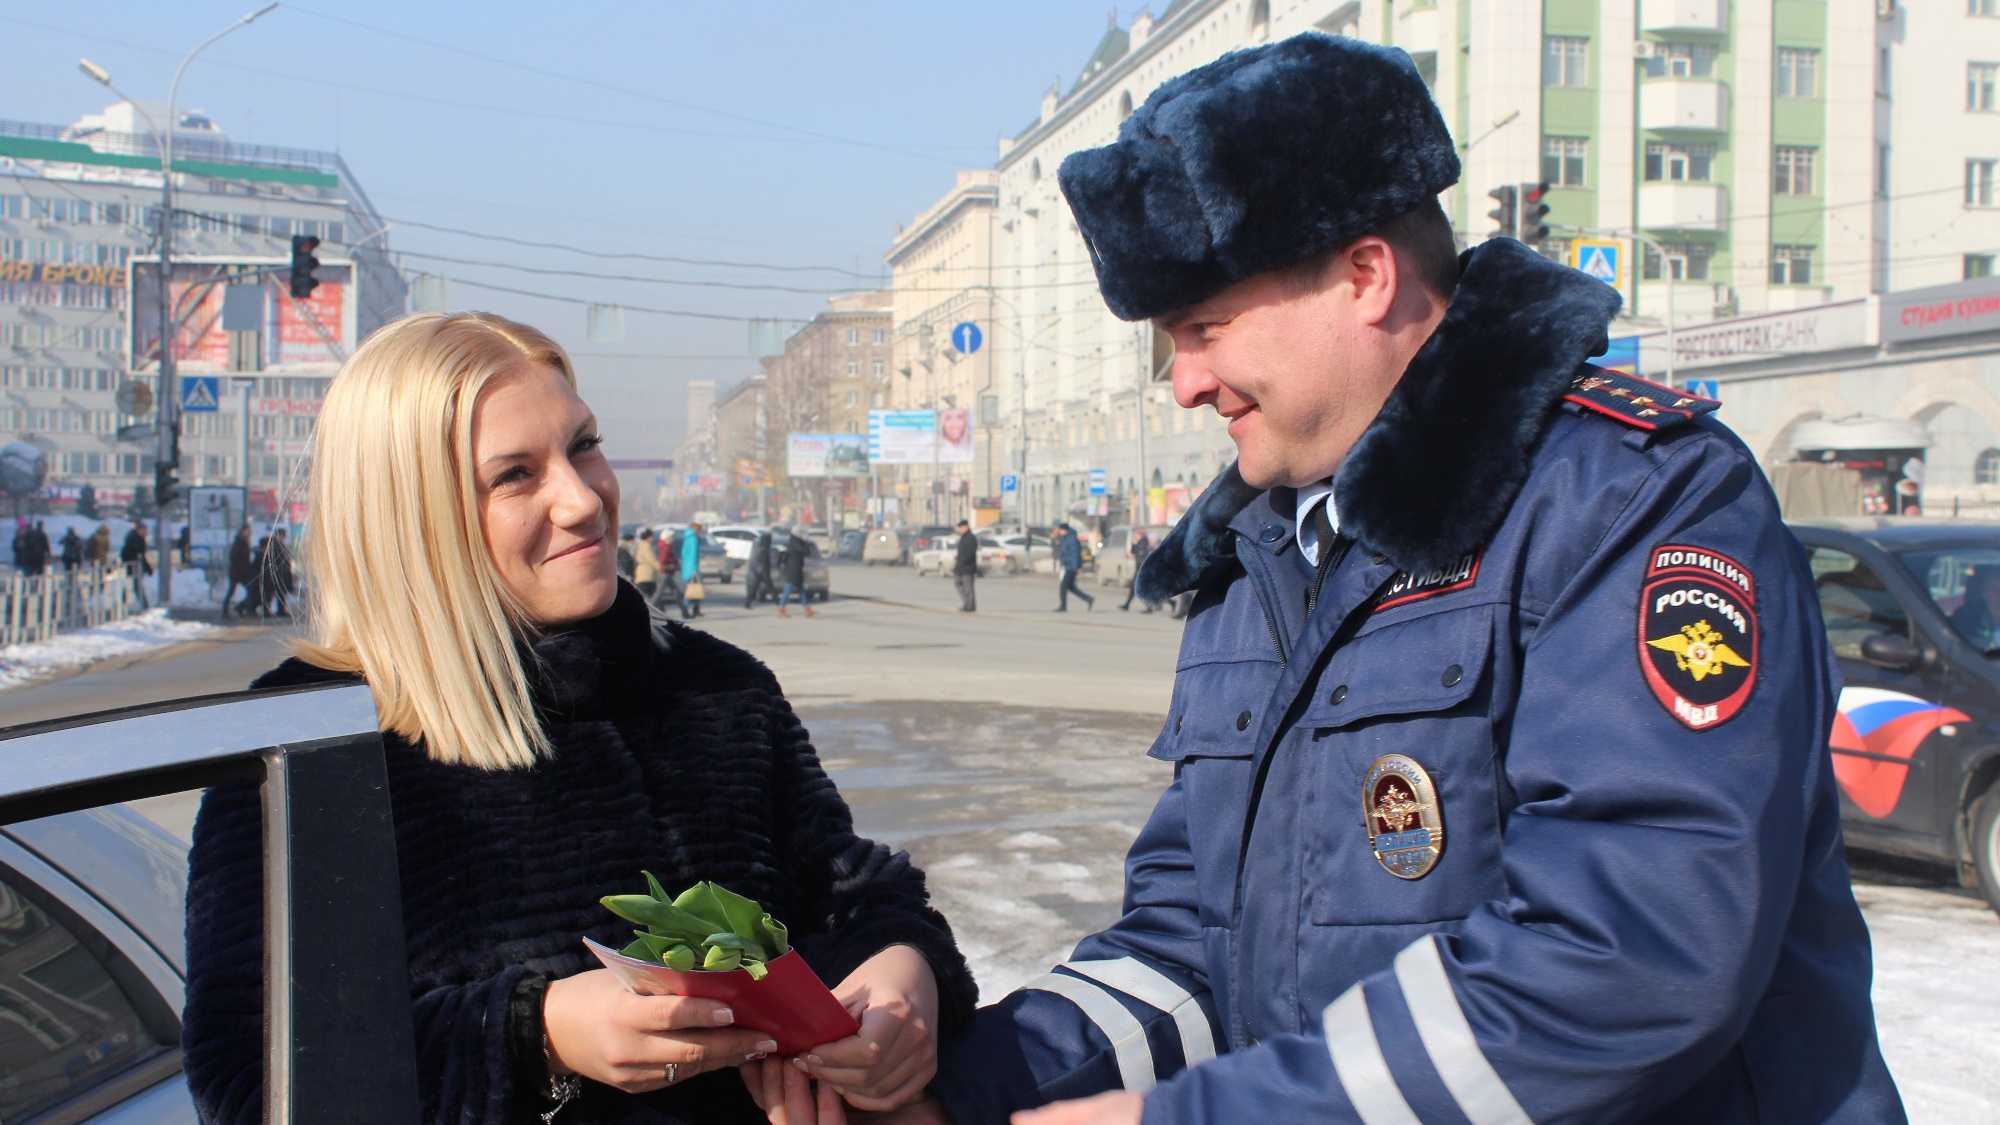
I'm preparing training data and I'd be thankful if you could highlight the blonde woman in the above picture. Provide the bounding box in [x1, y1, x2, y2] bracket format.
[180, 313, 975, 1124]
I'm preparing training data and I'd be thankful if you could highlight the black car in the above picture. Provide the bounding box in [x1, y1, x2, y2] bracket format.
[836, 529, 865, 561]
[1791, 518, 2000, 915]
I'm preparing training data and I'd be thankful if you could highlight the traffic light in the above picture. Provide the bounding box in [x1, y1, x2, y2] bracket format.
[1486, 184, 1518, 240]
[289, 234, 321, 300]
[154, 460, 180, 507]
[1519, 181, 1553, 246]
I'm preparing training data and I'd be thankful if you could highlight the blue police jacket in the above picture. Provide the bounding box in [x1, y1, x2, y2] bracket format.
[932, 241, 1904, 1124]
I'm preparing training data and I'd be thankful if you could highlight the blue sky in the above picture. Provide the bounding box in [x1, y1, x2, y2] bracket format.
[0, 1, 1123, 459]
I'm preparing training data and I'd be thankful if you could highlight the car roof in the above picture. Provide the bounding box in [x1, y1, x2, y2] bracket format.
[2, 805, 189, 975]
[1791, 518, 2000, 551]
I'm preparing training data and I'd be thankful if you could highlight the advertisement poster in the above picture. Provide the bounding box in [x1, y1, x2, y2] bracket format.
[130, 259, 356, 375]
[268, 283, 347, 368]
[787, 433, 870, 478]
[867, 410, 973, 466]
[187, 485, 247, 552]
[937, 409, 974, 465]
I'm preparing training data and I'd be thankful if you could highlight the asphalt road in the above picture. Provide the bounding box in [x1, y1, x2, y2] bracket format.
[2, 561, 1992, 1119]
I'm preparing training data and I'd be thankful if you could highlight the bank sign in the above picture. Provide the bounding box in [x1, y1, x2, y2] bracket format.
[1880, 276, 2000, 345]
[1640, 300, 1876, 373]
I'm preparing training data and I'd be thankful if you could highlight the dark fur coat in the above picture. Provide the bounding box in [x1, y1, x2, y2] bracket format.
[180, 583, 976, 1124]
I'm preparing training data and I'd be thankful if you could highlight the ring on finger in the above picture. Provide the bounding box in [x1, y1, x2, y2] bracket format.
[664, 1061, 678, 1084]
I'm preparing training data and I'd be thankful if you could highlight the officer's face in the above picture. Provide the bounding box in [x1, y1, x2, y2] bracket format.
[1158, 243, 1408, 489]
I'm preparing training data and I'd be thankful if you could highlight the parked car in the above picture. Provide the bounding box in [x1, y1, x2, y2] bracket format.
[1789, 518, 2000, 915]
[708, 525, 762, 564]
[913, 536, 1015, 577]
[1096, 525, 1177, 587]
[803, 548, 831, 602]
[907, 525, 959, 555]
[992, 532, 1054, 573]
[862, 528, 908, 566]
[836, 530, 866, 561]
[653, 527, 736, 584]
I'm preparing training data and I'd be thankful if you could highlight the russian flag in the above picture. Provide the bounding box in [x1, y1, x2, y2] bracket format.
[1829, 687, 1969, 818]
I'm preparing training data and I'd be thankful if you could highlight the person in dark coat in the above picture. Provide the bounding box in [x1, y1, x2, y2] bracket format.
[933, 34, 1901, 1125]
[175, 523, 192, 568]
[1052, 525, 1092, 612]
[223, 525, 254, 617]
[181, 312, 973, 1125]
[774, 527, 814, 619]
[86, 524, 110, 567]
[951, 519, 978, 613]
[261, 528, 295, 617]
[1119, 529, 1156, 612]
[59, 527, 82, 573]
[17, 520, 49, 576]
[119, 524, 151, 608]
[744, 529, 774, 608]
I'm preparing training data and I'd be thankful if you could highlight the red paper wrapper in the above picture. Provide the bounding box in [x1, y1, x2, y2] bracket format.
[582, 937, 859, 1056]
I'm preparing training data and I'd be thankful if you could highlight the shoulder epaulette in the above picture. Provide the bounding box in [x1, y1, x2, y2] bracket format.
[1562, 366, 1719, 432]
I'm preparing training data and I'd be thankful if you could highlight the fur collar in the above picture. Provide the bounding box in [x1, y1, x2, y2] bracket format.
[1136, 238, 1621, 601]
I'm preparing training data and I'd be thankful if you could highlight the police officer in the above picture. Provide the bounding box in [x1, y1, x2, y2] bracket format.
[901, 33, 1903, 1125]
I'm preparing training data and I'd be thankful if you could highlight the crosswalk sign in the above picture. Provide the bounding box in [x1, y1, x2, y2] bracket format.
[179, 375, 221, 413]
[1570, 239, 1623, 288]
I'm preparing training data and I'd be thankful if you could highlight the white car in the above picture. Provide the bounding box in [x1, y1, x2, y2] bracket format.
[709, 525, 762, 564]
[914, 536, 1016, 577]
[991, 532, 1055, 573]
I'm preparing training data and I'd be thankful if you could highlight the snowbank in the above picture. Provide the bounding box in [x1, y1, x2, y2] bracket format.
[0, 609, 218, 691]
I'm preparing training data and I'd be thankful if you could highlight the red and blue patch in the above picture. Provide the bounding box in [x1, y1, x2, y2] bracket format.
[1829, 687, 1969, 818]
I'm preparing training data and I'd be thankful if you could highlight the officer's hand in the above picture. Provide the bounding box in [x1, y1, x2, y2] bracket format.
[742, 1056, 846, 1125]
[1011, 1091, 1143, 1125]
[795, 945, 938, 1111]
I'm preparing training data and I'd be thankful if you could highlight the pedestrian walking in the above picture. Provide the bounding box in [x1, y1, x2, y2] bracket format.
[16, 520, 50, 576]
[8, 518, 23, 572]
[87, 524, 109, 568]
[775, 526, 814, 619]
[1120, 529, 1156, 612]
[119, 524, 152, 609]
[1052, 524, 1092, 612]
[175, 523, 192, 569]
[951, 519, 978, 613]
[744, 528, 774, 608]
[261, 528, 295, 617]
[630, 528, 663, 607]
[930, 33, 1901, 1125]
[614, 530, 638, 580]
[223, 525, 254, 617]
[180, 311, 974, 1125]
[677, 521, 705, 619]
[59, 527, 82, 573]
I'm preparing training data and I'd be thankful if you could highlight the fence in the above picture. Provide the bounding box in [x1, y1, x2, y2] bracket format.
[1, 564, 145, 648]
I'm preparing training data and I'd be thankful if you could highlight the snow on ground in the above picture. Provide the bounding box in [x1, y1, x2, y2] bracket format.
[1854, 881, 2000, 1122]
[0, 609, 218, 691]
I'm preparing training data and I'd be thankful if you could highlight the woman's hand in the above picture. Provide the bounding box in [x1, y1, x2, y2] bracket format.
[543, 968, 778, 1094]
[793, 945, 940, 1111]
[743, 1056, 848, 1124]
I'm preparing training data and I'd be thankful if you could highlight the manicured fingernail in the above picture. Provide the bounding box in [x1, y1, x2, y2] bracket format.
[746, 1050, 769, 1062]
[804, 1054, 824, 1067]
[791, 1057, 811, 1072]
[711, 1007, 735, 1025]
[756, 1040, 778, 1054]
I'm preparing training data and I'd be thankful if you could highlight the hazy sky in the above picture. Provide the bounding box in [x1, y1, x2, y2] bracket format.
[0, 1, 1124, 461]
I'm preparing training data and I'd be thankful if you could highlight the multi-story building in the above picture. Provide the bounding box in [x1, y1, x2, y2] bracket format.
[0, 103, 404, 518]
[710, 374, 768, 520]
[762, 291, 890, 524]
[989, 1, 2000, 525]
[885, 172, 998, 524]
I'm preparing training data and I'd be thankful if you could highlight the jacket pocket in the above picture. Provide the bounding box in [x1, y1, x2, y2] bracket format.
[1149, 659, 1274, 925]
[1298, 606, 1507, 926]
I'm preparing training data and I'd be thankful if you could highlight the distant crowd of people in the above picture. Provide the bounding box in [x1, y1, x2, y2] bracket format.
[616, 521, 821, 621]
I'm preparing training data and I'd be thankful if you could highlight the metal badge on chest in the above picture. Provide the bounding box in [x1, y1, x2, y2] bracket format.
[1361, 753, 1446, 879]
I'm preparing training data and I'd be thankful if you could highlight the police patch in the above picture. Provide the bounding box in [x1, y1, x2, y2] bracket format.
[1639, 544, 1758, 730]
[1361, 754, 1445, 879]
[1373, 549, 1482, 613]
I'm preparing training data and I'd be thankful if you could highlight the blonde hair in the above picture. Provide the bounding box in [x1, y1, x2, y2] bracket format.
[295, 312, 577, 770]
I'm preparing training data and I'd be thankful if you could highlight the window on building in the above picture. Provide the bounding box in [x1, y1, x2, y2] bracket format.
[1771, 244, 1815, 285]
[1542, 137, 1588, 187]
[1969, 253, 1997, 278]
[1543, 36, 1588, 87]
[1776, 48, 1819, 97]
[845, 391, 859, 409]
[1645, 142, 1716, 182]
[1644, 43, 1718, 79]
[1774, 146, 1817, 195]
[1878, 143, 1892, 198]
[871, 359, 885, 378]
[1641, 242, 1714, 281]
[872, 328, 886, 344]
[1971, 159, 1999, 207]
[845, 361, 857, 377]
[846, 328, 858, 345]
[1973, 62, 2000, 111]
[1978, 448, 2000, 484]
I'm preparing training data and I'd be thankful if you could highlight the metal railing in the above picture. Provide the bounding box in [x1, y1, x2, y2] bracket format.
[0, 117, 341, 177]
[1, 562, 148, 647]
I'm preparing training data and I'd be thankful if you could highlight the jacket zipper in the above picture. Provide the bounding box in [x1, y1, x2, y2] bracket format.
[1238, 542, 1288, 667]
[1304, 535, 1349, 618]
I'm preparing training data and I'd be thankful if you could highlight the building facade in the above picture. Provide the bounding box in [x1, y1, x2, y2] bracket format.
[0, 103, 405, 518]
[763, 291, 890, 524]
[985, 0, 2000, 527]
[885, 171, 998, 525]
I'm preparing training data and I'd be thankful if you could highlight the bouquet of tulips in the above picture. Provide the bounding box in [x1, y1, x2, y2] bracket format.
[600, 875, 792, 979]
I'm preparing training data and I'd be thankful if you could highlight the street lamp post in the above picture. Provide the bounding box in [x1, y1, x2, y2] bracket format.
[79, 2, 278, 610]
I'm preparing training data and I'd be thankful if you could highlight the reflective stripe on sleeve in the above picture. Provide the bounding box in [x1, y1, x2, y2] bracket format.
[1023, 972, 1157, 1092]
[1063, 958, 1217, 1067]
[1321, 982, 1420, 1125]
[1393, 936, 1534, 1125]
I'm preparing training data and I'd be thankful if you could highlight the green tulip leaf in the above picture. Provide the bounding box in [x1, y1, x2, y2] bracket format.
[601, 894, 726, 939]
[702, 945, 742, 971]
[620, 936, 654, 961]
[741, 958, 769, 981]
[643, 870, 672, 903]
[755, 913, 791, 955]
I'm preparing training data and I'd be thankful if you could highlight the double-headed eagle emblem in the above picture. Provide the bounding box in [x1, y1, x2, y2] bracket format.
[1646, 619, 1750, 682]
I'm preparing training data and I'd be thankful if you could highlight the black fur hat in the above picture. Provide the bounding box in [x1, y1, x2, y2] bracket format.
[1058, 32, 1459, 322]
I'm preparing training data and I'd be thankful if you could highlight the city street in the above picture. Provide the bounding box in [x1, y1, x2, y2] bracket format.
[3, 562, 1994, 1118]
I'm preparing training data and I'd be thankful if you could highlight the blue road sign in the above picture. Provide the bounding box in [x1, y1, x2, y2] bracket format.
[1686, 379, 1721, 401]
[179, 375, 221, 413]
[1577, 244, 1619, 285]
[1088, 467, 1107, 496]
[999, 473, 1019, 493]
[951, 321, 983, 355]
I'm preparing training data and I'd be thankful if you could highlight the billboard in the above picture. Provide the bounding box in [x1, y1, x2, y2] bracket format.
[867, 410, 973, 466]
[187, 485, 248, 552]
[787, 433, 870, 478]
[130, 256, 359, 377]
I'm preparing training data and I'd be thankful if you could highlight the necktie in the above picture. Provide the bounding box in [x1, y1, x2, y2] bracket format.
[1308, 499, 1338, 568]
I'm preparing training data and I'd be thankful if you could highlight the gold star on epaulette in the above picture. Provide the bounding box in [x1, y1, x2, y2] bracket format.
[1608, 387, 1632, 398]
[1674, 398, 1696, 408]
[1639, 408, 1661, 417]
[1630, 396, 1655, 405]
